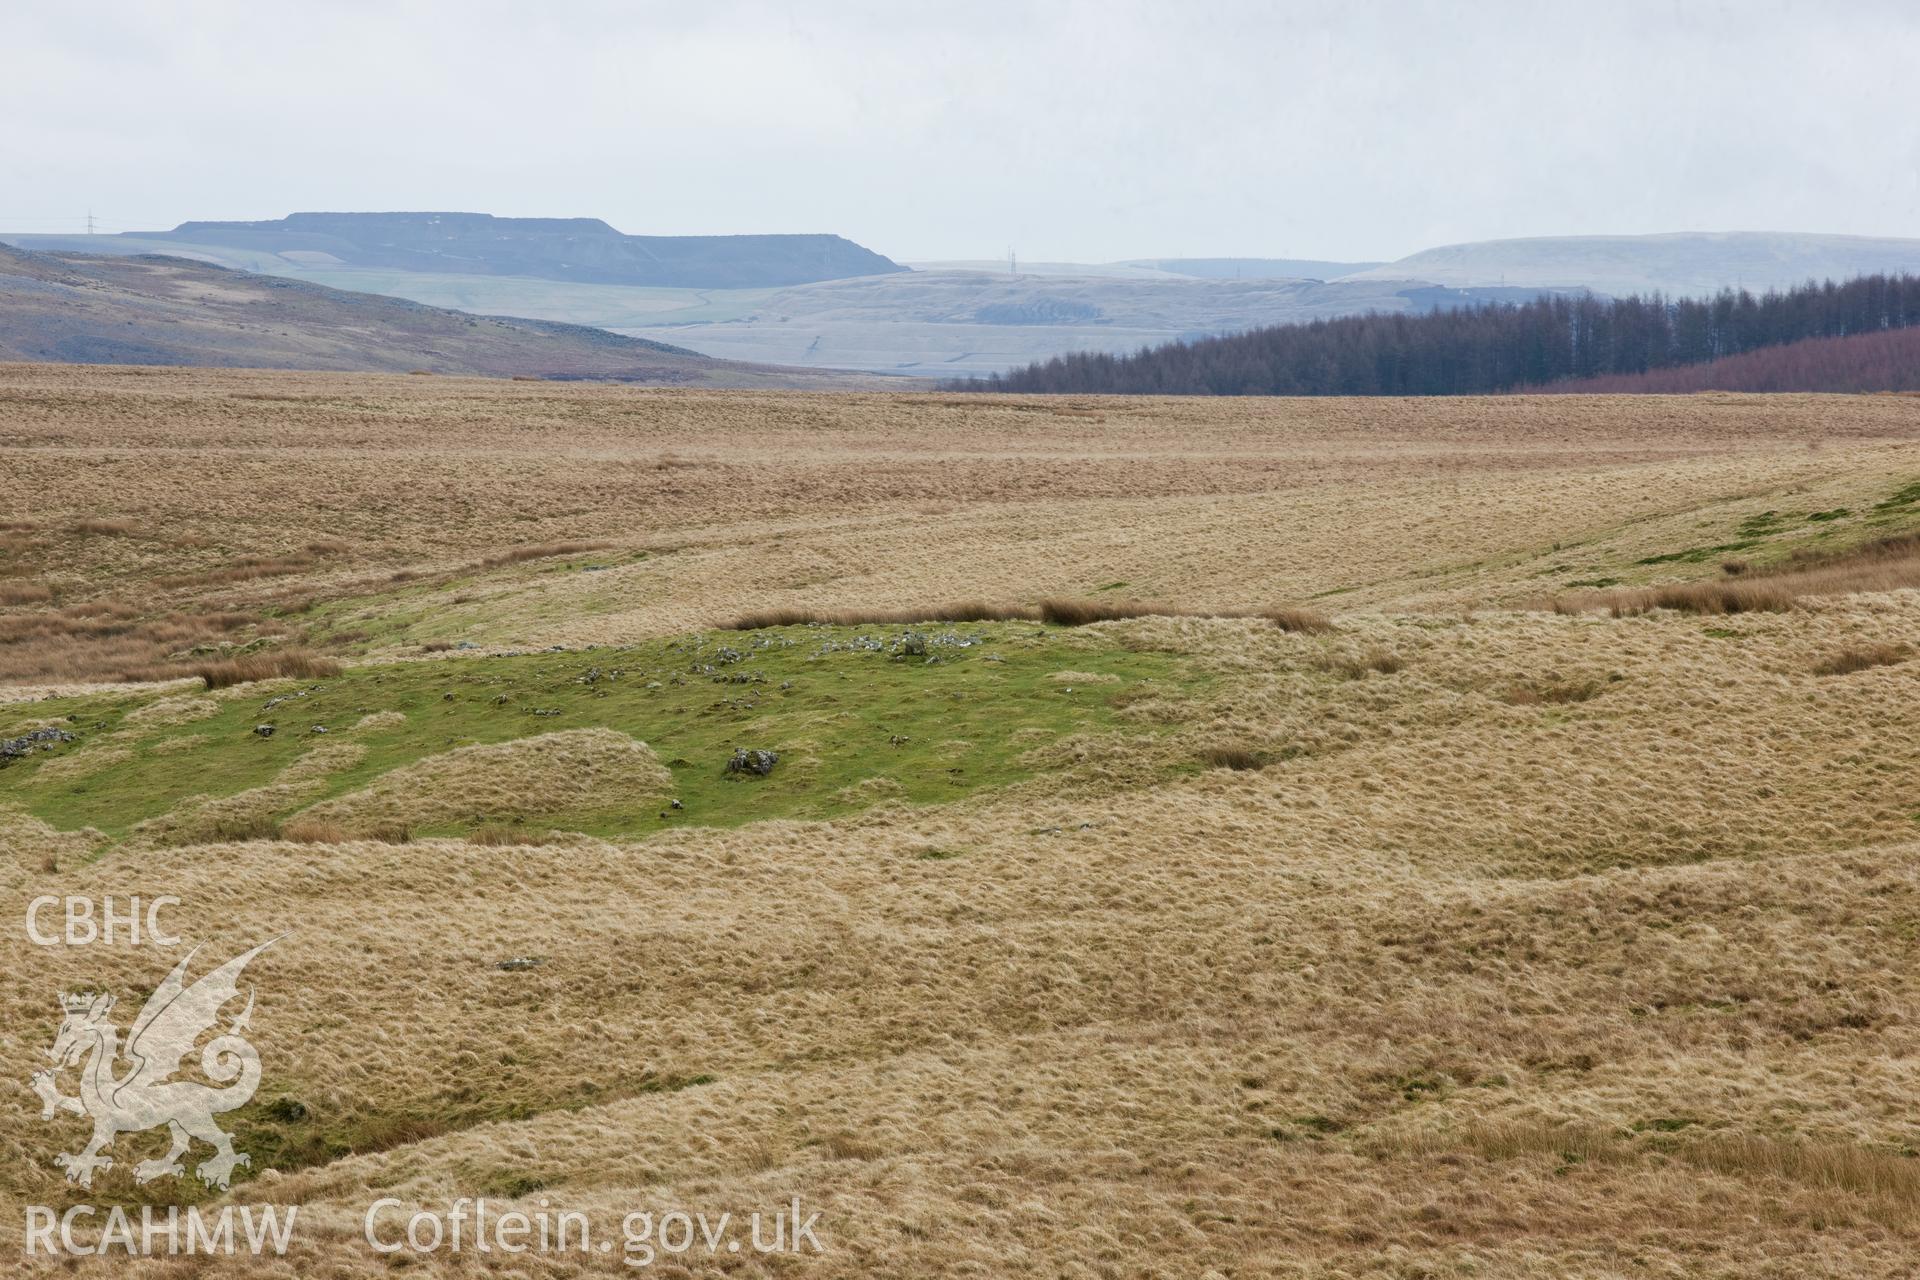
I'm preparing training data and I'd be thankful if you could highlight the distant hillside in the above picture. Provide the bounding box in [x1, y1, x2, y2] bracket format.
[27, 222, 1920, 378]
[1540, 326, 1920, 394]
[1141, 257, 1384, 280]
[613, 271, 1553, 376]
[971, 273, 1920, 395]
[0, 242, 884, 386]
[1340, 232, 1920, 298]
[101, 211, 907, 289]
[905, 257, 1384, 281]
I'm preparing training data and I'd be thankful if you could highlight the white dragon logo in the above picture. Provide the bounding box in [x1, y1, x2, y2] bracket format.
[28, 938, 278, 1190]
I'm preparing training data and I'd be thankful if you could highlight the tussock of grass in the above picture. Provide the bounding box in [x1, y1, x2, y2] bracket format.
[479, 541, 612, 568]
[194, 649, 341, 690]
[1812, 643, 1910, 676]
[1263, 606, 1336, 634]
[1037, 598, 1153, 626]
[277, 741, 367, 784]
[1554, 532, 1920, 617]
[1387, 1120, 1920, 1223]
[1504, 677, 1607, 705]
[297, 728, 670, 833]
[123, 692, 221, 726]
[153, 809, 286, 847]
[1200, 745, 1265, 771]
[0, 582, 53, 606]
[725, 601, 1040, 630]
[0, 603, 263, 685]
[470, 822, 552, 846]
[157, 552, 324, 589]
[1319, 649, 1405, 679]
[1686, 1133, 1920, 1207]
[70, 517, 135, 536]
[1598, 579, 1798, 617]
[1036, 599, 1331, 629]
[723, 600, 1332, 631]
[280, 818, 348, 844]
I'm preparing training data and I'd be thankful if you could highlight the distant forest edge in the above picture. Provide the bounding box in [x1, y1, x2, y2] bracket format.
[955, 272, 1920, 395]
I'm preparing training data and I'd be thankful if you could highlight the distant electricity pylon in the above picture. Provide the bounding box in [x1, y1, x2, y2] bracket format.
[1007, 247, 1016, 276]
[86, 209, 95, 235]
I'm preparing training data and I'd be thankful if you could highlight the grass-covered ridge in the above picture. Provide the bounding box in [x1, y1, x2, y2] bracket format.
[1, 623, 1193, 844]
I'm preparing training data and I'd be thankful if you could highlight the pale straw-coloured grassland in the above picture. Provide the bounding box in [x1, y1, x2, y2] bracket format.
[2, 364, 1920, 1276]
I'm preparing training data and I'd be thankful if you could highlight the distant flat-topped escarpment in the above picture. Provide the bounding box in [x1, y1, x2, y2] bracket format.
[113, 211, 908, 289]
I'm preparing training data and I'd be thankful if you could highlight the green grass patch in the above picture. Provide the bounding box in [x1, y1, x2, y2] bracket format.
[1, 623, 1192, 844]
[1875, 480, 1920, 513]
[1737, 510, 1788, 536]
[1636, 540, 1757, 566]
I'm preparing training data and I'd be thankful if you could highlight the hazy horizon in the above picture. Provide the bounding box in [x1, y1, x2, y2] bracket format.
[4, 1, 1918, 263]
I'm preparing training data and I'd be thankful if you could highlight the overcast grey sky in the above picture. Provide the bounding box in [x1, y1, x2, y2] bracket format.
[4, 0, 1917, 263]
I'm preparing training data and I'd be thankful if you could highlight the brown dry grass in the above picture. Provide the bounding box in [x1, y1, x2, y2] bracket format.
[468, 821, 553, 846]
[155, 551, 327, 589]
[1037, 597, 1333, 629]
[1555, 532, 1920, 617]
[295, 728, 670, 830]
[192, 648, 341, 689]
[68, 516, 135, 536]
[1200, 744, 1265, 770]
[724, 598, 1333, 631]
[724, 600, 1039, 629]
[1318, 647, 1406, 679]
[2, 365, 1918, 680]
[0, 601, 263, 685]
[1812, 641, 1910, 676]
[1503, 675, 1607, 704]
[0, 581, 52, 605]
[278, 817, 349, 844]
[1383, 1119, 1920, 1223]
[477, 540, 613, 568]
[3, 368, 1920, 1276]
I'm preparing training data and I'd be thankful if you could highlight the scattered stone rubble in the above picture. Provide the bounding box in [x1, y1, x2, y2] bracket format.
[0, 725, 74, 766]
[725, 748, 779, 777]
